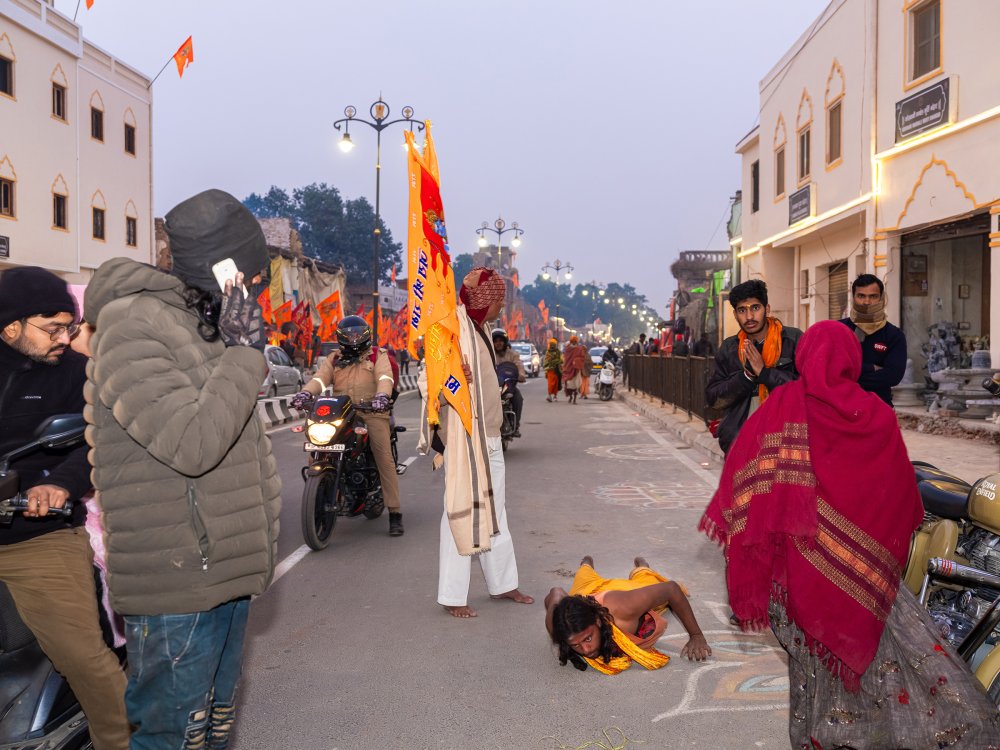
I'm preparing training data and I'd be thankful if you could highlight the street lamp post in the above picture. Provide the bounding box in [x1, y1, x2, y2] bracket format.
[334, 97, 423, 342]
[476, 217, 524, 272]
[541, 259, 574, 343]
[579, 281, 607, 341]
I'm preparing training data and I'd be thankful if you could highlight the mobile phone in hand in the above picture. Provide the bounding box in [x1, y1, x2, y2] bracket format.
[211, 258, 247, 298]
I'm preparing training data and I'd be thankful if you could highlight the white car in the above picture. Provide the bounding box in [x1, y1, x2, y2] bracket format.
[589, 346, 608, 367]
[511, 341, 541, 377]
[259, 344, 303, 399]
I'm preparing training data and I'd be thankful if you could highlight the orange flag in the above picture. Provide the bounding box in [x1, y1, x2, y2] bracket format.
[405, 125, 471, 433]
[173, 36, 194, 78]
[538, 299, 549, 324]
[86, 0, 95, 8]
[257, 288, 274, 325]
[315, 290, 343, 340]
[390, 264, 397, 286]
[273, 300, 293, 329]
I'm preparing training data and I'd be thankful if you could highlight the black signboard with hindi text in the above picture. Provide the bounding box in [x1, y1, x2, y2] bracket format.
[788, 185, 812, 225]
[895, 79, 950, 143]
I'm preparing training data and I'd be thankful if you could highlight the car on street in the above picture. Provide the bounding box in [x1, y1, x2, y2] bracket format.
[260, 344, 304, 399]
[511, 341, 541, 377]
[589, 346, 608, 367]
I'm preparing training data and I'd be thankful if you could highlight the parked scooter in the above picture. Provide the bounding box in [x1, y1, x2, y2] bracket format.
[0, 414, 94, 750]
[597, 361, 616, 401]
[904, 465, 1000, 701]
[497, 361, 520, 452]
[299, 394, 405, 551]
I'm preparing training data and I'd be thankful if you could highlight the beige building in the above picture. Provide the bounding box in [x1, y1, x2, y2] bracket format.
[733, 0, 999, 369]
[0, 0, 152, 284]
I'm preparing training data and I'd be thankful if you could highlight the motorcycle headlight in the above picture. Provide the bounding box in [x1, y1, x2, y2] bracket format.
[306, 420, 342, 445]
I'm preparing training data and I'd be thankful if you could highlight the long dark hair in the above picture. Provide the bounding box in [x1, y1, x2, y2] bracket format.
[181, 285, 222, 342]
[550, 595, 617, 671]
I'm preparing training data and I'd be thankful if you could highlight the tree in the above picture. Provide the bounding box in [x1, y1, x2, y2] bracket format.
[242, 183, 403, 287]
[452, 253, 476, 284]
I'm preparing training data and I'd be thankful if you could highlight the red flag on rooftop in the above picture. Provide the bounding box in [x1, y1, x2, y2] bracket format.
[173, 36, 194, 78]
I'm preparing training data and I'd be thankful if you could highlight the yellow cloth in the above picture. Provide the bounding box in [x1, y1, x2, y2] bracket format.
[569, 564, 686, 675]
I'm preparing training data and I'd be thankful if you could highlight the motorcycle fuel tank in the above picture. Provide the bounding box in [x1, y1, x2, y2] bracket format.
[967, 474, 1000, 535]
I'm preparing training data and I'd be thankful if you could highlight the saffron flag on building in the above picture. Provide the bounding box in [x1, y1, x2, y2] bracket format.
[86, 0, 95, 9]
[173, 36, 194, 78]
[257, 288, 274, 325]
[405, 125, 471, 433]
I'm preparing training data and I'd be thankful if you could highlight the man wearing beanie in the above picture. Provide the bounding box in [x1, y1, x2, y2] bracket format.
[839, 273, 906, 406]
[84, 189, 281, 748]
[0, 266, 131, 750]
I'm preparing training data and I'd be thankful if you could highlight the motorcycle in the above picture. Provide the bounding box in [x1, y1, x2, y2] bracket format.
[904, 465, 1000, 701]
[497, 361, 520, 452]
[597, 361, 616, 401]
[0, 414, 95, 750]
[299, 394, 405, 551]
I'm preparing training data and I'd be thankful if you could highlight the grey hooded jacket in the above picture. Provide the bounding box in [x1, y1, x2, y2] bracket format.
[83, 258, 280, 615]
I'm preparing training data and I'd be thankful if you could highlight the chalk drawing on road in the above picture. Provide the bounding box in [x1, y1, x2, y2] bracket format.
[651, 629, 788, 723]
[593, 480, 713, 511]
[585, 444, 678, 461]
[543, 726, 646, 750]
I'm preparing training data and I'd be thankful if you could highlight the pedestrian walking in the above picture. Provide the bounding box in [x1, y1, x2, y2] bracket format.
[839, 274, 906, 406]
[579, 349, 592, 399]
[701, 321, 998, 748]
[544, 555, 711, 675]
[0, 267, 130, 750]
[436, 267, 533, 618]
[398, 346, 411, 375]
[543, 338, 562, 402]
[562, 335, 587, 404]
[691, 333, 715, 358]
[705, 280, 802, 454]
[84, 189, 282, 748]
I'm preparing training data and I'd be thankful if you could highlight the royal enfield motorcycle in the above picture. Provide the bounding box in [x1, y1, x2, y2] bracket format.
[300, 395, 405, 551]
[597, 361, 616, 401]
[497, 361, 520, 452]
[905, 465, 1000, 701]
[0, 414, 96, 750]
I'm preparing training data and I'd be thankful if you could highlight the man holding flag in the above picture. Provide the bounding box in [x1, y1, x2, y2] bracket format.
[405, 125, 532, 618]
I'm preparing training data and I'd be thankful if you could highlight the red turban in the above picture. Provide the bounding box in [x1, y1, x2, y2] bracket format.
[460, 267, 506, 325]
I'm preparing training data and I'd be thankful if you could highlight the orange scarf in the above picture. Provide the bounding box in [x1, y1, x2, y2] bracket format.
[582, 623, 671, 675]
[737, 317, 783, 403]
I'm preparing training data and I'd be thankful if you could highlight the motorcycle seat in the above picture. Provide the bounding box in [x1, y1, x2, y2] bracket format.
[913, 463, 971, 489]
[919, 480, 970, 520]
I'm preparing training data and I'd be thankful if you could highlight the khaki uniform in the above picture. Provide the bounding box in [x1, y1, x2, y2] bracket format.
[305, 348, 400, 512]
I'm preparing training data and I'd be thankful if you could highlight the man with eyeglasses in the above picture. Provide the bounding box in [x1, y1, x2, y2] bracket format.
[0, 266, 130, 750]
[706, 279, 802, 455]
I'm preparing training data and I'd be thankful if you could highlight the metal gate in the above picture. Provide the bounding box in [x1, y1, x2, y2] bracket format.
[827, 261, 848, 320]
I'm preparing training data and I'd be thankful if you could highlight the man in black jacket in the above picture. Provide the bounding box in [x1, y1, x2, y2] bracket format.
[839, 274, 906, 406]
[706, 280, 802, 454]
[0, 267, 129, 750]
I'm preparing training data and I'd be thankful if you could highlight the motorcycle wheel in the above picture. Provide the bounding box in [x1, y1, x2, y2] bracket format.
[599, 384, 613, 401]
[301, 471, 338, 550]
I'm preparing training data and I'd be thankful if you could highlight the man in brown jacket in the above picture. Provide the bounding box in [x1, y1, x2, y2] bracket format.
[292, 315, 403, 536]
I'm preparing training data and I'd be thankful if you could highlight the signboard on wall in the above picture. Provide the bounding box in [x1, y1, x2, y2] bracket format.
[0, 235, 8, 259]
[895, 78, 950, 143]
[788, 185, 813, 225]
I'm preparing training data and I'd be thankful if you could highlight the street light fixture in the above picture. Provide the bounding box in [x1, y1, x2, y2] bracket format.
[334, 97, 423, 342]
[540, 259, 574, 343]
[476, 217, 524, 271]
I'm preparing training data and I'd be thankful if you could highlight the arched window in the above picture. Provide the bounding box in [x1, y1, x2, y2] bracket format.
[796, 89, 813, 185]
[825, 60, 845, 169]
[52, 174, 69, 230]
[91, 189, 107, 241]
[89, 91, 105, 142]
[125, 199, 138, 247]
[51, 64, 68, 122]
[0, 155, 16, 219]
[773, 114, 787, 199]
[123, 108, 137, 156]
[0, 33, 15, 99]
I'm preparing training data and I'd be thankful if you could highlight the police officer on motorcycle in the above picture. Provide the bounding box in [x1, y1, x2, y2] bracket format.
[492, 329, 526, 437]
[292, 316, 403, 536]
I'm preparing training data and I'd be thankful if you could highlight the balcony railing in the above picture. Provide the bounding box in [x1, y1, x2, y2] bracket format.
[623, 353, 723, 424]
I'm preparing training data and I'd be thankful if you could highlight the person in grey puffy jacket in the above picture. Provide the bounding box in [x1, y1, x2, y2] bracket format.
[84, 189, 281, 749]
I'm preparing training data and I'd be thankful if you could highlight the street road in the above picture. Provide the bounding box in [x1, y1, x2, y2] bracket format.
[230, 378, 792, 750]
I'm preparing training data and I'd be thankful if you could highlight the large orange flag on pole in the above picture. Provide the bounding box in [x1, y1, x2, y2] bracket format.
[405, 125, 471, 433]
[173, 36, 194, 78]
[315, 290, 343, 340]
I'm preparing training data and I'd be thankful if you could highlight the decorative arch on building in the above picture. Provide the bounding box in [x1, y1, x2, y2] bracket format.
[773, 114, 787, 149]
[50, 63, 68, 89]
[0, 33, 15, 62]
[51, 174, 69, 196]
[795, 89, 813, 130]
[124, 199, 138, 218]
[123, 107, 137, 127]
[89, 90, 105, 112]
[876, 155, 988, 232]
[51, 174, 69, 231]
[825, 60, 845, 106]
[0, 155, 16, 181]
[91, 189, 107, 210]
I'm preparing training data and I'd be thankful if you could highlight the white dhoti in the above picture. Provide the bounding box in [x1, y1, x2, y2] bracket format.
[437, 435, 519, 606]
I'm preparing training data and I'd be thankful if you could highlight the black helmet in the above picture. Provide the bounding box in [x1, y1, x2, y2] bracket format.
[336, 315, 372, 360]
[491, 329, 509, 345]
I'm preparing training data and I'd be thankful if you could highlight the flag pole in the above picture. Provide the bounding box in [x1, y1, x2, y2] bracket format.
[146, 56, 175, 89]
[72, 0, 82, 22]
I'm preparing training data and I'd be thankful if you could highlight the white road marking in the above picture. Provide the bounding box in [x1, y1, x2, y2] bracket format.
[401, 455, 419, 468]
[621, 404, 720, 489]
[271, 544, 310, 585]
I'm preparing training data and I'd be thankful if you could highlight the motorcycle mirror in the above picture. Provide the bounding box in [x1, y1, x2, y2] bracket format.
[0, 414, 87, 472]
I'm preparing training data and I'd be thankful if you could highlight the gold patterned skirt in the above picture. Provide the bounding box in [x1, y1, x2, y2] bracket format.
[769, 587, 999, 749]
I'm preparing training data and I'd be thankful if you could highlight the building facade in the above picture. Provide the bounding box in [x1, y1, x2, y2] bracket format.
[0, 0, 152, 284]
[733, 0, 999, 369]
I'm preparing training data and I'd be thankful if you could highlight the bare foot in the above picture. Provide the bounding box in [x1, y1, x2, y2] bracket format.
[634, 556, 650, 568]
[580, 555, 594, 568]
[443, 605, 477, 618]
[490, 589, 535, 605]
